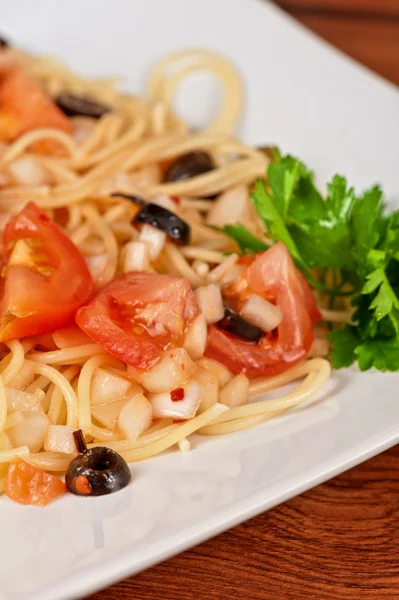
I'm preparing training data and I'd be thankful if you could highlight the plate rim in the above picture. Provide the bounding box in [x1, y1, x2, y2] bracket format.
[1, 1, 399, 599]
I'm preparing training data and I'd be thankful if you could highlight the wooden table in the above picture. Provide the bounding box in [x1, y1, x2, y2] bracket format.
[89, 2, 399, 599]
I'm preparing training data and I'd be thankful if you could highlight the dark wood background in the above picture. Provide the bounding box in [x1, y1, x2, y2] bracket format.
[89, 2, 399, 598]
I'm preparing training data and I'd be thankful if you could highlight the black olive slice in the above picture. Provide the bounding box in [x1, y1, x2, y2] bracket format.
[110, 192, 145, 206]
[217, 308, 264, 343]
[0, 36, 9, 49]
[164, 151, 215, 183]
[55, 93, 111, 119]
[133, 203, 190, 245]
[65, 447, 131, 496]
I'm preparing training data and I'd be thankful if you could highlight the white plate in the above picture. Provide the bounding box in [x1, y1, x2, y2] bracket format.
[1, 1, 399, 599]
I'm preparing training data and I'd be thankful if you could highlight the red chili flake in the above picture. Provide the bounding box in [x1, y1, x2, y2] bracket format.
[171, 195, 180, 205]
[38, 213, 51, 222]
[170, 387, 185, 402]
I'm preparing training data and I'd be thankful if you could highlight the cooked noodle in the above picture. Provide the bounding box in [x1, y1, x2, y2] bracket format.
[0, 45, 332, 489]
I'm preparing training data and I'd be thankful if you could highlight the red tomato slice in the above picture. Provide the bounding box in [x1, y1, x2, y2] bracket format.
[0, 202, 92, 341]
[0, 66, 71, 142]
[76, 272, 199, 371]
[5, 459, 66, 506]
[206, 242, 321, 377]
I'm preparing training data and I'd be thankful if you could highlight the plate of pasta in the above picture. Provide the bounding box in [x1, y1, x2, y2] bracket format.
[0, 0, 398, 598]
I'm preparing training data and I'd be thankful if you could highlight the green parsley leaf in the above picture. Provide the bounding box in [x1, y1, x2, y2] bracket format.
[351, 185, 384, 275]
[363, 268, 399, 321]
[328, 325, 359, 368]
[219, 224, 268, 254]
[288, 175, 357, 270]
[355, 337, 399, 372]
[211, 149, 399, 373]
[252, 177, 312, 279]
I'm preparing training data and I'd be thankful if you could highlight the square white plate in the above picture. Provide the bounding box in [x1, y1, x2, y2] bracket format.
[0, 1, 398, 599]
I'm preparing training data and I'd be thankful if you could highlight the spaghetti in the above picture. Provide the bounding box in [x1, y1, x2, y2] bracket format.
[0, 45, 333, 500]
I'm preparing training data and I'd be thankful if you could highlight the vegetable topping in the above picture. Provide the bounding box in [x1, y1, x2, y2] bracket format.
[164, 151, 215, 183]
[5, 459, 66, 506]
[133, 203, 191, 245]
[221, 150, 399, 372]
[65, 446, 131, 497]
[205, 243, 321, 376]
[218, 308, 264, 343]
[75, 272, 199, 371]
[55, 93, 111, 119]
[0, 202, 92, 342]
[0, 67, 71, 142]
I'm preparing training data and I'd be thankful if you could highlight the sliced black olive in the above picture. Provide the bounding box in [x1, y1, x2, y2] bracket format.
[110, 192, 145, 206]
[55, 93, 111, 119]
[0, 36, 9, 49]
[217, 308, 264, 343]
[164, 151, 215, 183]
[65, 447, 131, 496]
[133, 203, 190, 245]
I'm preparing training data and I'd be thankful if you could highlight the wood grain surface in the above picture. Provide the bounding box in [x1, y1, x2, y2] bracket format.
[88, 2, 399, 599]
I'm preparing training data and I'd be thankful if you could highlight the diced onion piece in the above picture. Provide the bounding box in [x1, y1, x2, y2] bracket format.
[195, 283, 224, 324]
[85, 253, 108, 280]
[183, 314, 207, 360]
[240, 294, 283, 332]
[149, 380, 202, 420]
[7, 389, 42, 412]
[219, 374, 249, 408]
[206, 185, 249, 227]
[129, 348, 197, 393]
[4, 412, 24, 430]
[207, 253, 238, 283]
[8, 155, 50, 186]
[118, 393, 153, 442]
[53, 324, 92, 349]
[220, 263, 246, 288]
[194, 368, 219, 413]
[8, 410, 49, 453]
[44, 425, 76, 454]
[90, 368, 132, 406]
[138, 224, 166, 261]
[151, 193, 178, 212]
[192, 259, 210, 278]
[197, 358, 233, 387]
[91, 397, 129, 430]
[123, 240, 149, 273]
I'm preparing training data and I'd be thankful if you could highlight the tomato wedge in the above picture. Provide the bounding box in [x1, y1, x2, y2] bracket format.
[5, 459, 66, 506]
[205, 242, 321, 377]
[0, 66, 71, 142]
[0, 202, 92, 341]
[76, 272, 199, 371]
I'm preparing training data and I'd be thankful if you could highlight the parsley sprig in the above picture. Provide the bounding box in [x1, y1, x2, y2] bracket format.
[219, 151, 399, 372]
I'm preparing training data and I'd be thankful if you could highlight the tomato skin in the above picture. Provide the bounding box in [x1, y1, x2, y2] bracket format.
[5, 459, 66, 506]
[206, 243, 321, 377]
[76, 272, 199, 371]
[0, 67, 71, 142]
[0, 202, 92, 341]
